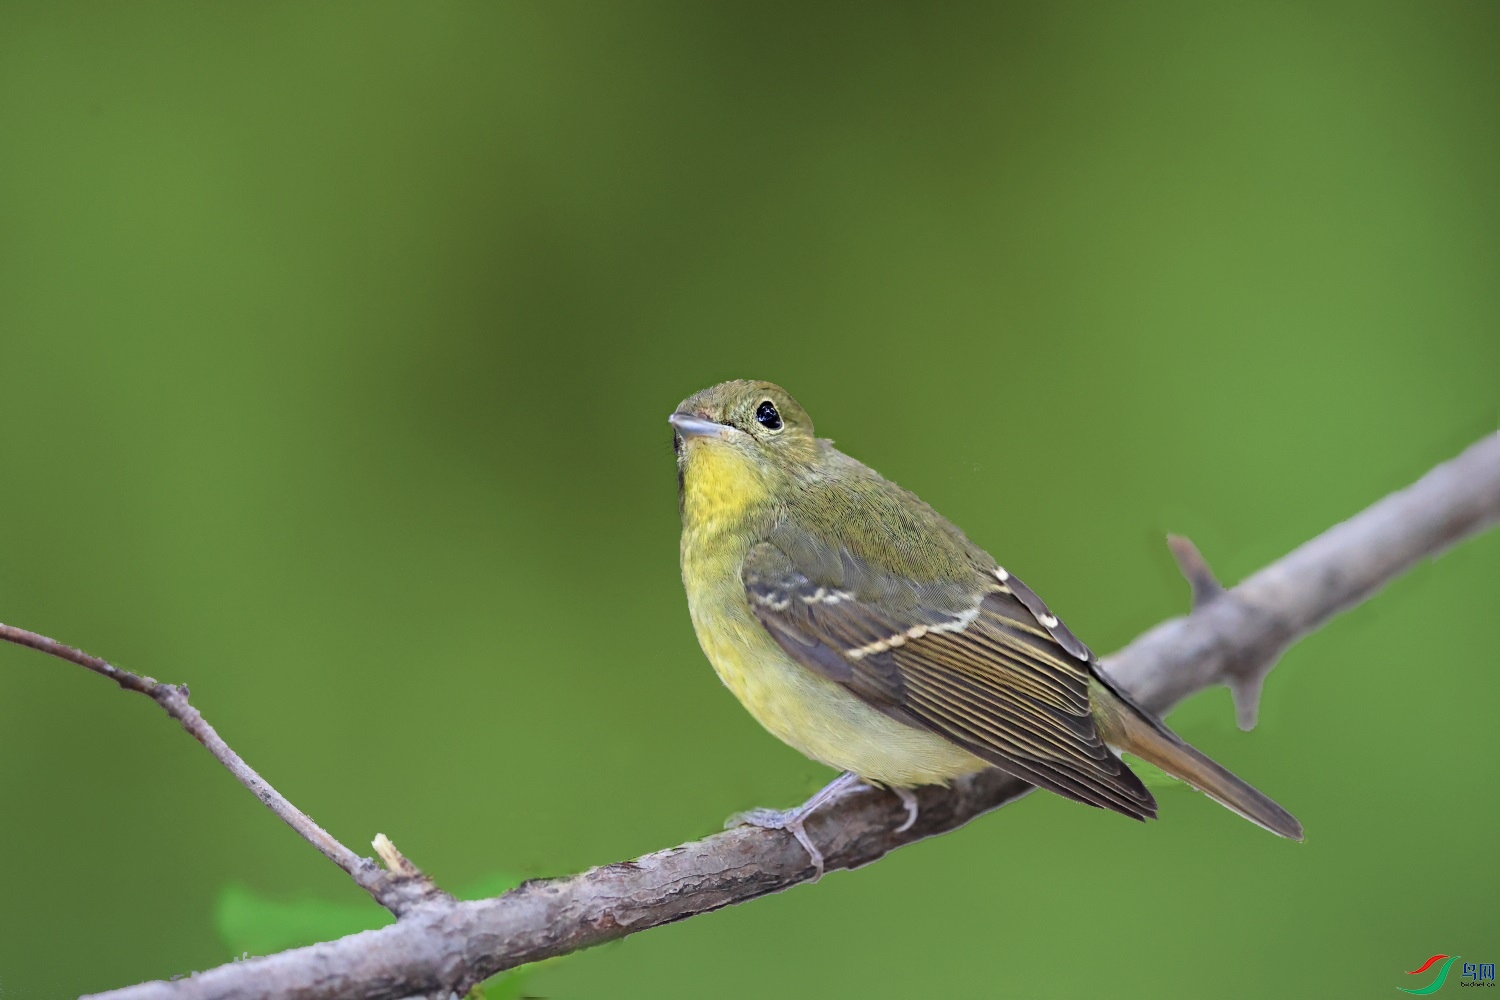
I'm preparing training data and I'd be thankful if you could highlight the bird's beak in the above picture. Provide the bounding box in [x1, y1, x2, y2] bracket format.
[669, 411, 732, 441]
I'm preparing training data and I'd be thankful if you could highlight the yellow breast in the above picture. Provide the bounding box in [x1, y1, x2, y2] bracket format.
[678, 443, 986, 788]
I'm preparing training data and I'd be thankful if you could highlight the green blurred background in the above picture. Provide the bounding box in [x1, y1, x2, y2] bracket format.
[1, 2, 1496, 997]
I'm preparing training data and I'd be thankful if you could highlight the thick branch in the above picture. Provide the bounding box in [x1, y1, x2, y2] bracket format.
[0, 625, 447, 917]
[51, 431, 1500, 1000]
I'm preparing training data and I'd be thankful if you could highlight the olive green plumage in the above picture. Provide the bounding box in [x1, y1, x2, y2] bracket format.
[672, 379, 1302, 841]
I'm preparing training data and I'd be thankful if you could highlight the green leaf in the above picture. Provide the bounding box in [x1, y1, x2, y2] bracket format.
[213, 883, 391, 956]
[457, 871, 525, 899]
[214, 872, 540, 996]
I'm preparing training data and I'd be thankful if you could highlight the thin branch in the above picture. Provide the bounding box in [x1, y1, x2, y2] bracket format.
[22, 430, 1495, 1000]
[0, 625, 448, 918]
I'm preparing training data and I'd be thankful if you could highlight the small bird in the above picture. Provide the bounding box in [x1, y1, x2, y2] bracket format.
[671, 380, 1301, 878]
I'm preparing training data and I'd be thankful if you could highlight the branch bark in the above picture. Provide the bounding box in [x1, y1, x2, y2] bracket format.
[6, 433, 1494, 1000]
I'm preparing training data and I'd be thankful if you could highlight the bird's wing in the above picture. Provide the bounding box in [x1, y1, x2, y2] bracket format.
[742, 536, 1156, 819]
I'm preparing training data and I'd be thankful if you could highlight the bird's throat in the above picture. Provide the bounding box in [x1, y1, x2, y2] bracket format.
[679, 442, 774, 538]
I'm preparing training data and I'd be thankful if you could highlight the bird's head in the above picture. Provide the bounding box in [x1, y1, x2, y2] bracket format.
[670, 380, 819, 520]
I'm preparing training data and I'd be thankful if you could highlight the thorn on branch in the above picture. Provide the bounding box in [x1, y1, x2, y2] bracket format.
[1164, 534, 1273, 731]
[1225, 671, 1269, 732]
[1166, 534, 1225, 609]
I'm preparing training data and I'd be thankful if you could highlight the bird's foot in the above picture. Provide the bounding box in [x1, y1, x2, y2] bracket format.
[842, 781, 918, 833]
[726, 806, 826, 880]
[724, 771, 864, 882]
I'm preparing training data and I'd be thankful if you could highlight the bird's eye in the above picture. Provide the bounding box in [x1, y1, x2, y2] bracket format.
[755, 400, 782, 431]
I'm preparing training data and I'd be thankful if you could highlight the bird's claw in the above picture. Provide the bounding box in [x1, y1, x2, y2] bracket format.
[726, 807, 826, 880]
[725, 807, 790, 830]
[892, 786, 919, 834]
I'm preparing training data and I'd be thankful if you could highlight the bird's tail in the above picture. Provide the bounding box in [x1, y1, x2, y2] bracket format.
[1090, 679, 1303, 841]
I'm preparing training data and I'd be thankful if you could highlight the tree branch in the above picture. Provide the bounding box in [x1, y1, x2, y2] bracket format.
[1109, 432, 1500, 728]
[7, 432, 1494, 1000]
[0, 625, 448, 918]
